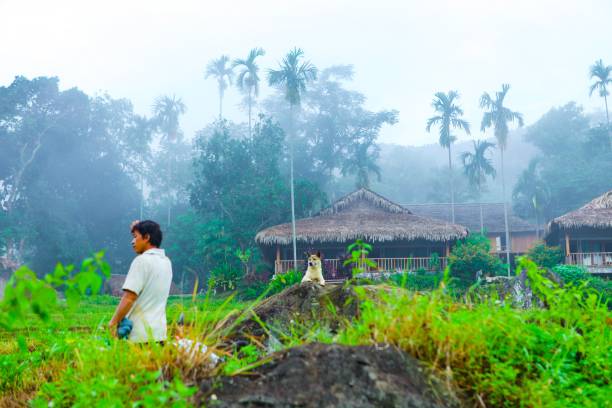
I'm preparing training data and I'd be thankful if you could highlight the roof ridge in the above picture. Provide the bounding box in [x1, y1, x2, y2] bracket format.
[318, 188, 410, 216]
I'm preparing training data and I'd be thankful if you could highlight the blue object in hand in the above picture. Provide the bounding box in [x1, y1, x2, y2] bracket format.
[117, 317, 133, 339]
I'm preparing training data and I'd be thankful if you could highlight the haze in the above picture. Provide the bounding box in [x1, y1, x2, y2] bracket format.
[2, 0, 611, 145]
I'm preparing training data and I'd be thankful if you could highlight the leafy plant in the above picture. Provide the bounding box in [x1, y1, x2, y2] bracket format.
[0, 251, 110, 329]
[268, 269, 302, 295]
[429, 252, 441, 271]
[526, 242, 564, 269]
[343, 239, 377, 277]
[448, 234, 504, 284]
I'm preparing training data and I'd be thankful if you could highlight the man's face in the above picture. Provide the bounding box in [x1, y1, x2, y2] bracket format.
[131, 230, 150, 254]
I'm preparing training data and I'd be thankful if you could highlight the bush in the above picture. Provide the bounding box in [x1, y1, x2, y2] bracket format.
[526, 242, 564, 268]
[448, 234, 504, 284]
[267, 269, 302, 296]
[388, 272, 443, 291]
[553, 264, 612, 307]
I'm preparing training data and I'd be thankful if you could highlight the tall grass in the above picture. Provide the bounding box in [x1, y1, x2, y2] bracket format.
[333, 258, 611, 406]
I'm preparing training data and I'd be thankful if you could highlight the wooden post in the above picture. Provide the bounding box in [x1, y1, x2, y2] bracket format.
[565, 233, 570, 258]
[275, 246, 281, 275]
[445, 243, 450, 257]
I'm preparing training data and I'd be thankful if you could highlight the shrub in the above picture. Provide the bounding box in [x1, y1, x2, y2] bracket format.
[267, 269, 302, 296]
[388, 272, 443, 291]
[553, 264, 612, 307]
[448, 234, 504, 284]
[526, 242, 564, 268]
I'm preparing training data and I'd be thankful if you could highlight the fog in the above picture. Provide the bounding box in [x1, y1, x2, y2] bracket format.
[2, 0, 611, 145]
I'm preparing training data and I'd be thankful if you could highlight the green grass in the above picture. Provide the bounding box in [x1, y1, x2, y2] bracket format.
[1, 260, 610, 407]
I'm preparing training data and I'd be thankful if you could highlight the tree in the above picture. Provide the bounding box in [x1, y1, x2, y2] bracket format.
[517, 103, 611, 221]
[480, 84, 523, 274]
[589, 59, 612, 147]
[152, 95, 187, 227]
[233, 48, 266, 137]
[0, 76, 146, 273]
[263, 65, 397, 191]
[460, 140, 496, 232]
[426, 91, 470, 223]
[512, 159, 549, 239]
[205, 55, 234, 120]
[267, 48, 317, 270]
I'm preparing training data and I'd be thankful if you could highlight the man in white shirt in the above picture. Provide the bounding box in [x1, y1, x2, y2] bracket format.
[108, 220, 173, 343]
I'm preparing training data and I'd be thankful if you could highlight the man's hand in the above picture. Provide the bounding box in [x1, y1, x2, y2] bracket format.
[107, 322, 118, 338]
[108, 290, 138, 338]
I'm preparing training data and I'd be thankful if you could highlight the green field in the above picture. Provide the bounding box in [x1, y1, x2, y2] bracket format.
[1, 261, 611, 407]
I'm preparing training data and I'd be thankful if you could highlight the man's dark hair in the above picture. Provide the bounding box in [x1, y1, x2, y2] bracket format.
[131, 220, 163, 247]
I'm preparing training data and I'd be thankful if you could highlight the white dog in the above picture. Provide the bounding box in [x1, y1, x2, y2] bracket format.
[301, 252, 326, 286]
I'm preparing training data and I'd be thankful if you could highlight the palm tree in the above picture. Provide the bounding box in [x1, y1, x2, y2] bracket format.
[460, 140, 496, 233]
[480, 84, 523, 274]
[589, 59, 612, 147]
[512, 159, 549, 240]
[268, 47, 317, 271]
[233, 48, 266, 137]
[205, 55, 233, 120]
[342, 142, 381, 189]
[152, 95, 187, 227]
[426, 91, 470, 224]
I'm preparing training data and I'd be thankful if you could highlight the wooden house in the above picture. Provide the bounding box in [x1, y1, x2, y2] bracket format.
[546, 190, 612, 274]
[255, 188, 468, 278]
[404, 203, 539, 255]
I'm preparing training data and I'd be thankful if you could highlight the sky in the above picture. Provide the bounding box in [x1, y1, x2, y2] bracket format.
[1, 0, 611, 146]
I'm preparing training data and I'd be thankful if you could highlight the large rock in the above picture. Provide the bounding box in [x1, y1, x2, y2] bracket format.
[220, 282, 397, 341]
[198, 342, 458, 408]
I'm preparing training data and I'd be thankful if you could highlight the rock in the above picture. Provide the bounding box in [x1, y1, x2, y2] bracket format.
[219, 282, 398, 341]
[478, 268, 562, 308]
[197, 342, 458, 408]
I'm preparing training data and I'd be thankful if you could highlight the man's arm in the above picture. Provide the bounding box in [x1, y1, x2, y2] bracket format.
[108, 290, 138, 333]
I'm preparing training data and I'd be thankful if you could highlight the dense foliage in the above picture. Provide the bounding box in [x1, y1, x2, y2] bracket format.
[513, 102, 612, 220]
[526, 242, 564, 269]
[447, 234, 505, 283]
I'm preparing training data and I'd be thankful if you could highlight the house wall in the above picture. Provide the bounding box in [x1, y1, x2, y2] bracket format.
[487, 231, 538, 254]
[511, 232, 539, 253]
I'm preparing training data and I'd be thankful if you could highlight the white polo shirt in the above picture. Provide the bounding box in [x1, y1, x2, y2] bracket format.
[122, 248, 173, 342]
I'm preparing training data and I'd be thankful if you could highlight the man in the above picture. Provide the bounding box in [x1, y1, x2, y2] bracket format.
[108, 220, 173, 343]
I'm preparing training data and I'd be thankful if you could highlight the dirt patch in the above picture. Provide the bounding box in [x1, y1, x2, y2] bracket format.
[197, 342, 458, 408]
[220, 282, 397, 341]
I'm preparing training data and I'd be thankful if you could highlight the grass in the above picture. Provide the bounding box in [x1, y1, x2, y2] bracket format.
[1, 259, 610, 407]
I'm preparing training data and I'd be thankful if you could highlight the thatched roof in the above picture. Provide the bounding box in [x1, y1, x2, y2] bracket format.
[404, 203, 537, 234]
[548, 190, 612, 231]
[255, 188, 468, 246]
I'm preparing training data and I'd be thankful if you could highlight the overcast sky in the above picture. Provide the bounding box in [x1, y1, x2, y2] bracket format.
[2, 0, 611, 146]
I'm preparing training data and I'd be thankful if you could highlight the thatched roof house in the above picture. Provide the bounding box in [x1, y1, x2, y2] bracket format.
[256, 189, 468, 274]
[256, 188, 468, 247]
[546, 190, 612, 261]
[404, 203, 535, 234]
[405, 203, 538, 253]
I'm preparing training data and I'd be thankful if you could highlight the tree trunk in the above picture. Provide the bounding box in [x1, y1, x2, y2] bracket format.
[500, 147, 511, 276]
[248, 89, 252, 138]
[479, 201, 484, 234]
[289, 105, 298, 272]
[605, 94, 611, 149]
[140, 172, 144, 220]
[219, 85, 224, 121]
[448, 145, 455, 224]
[167, 148, 173, 227]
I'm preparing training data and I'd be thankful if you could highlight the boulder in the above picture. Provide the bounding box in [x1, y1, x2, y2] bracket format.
[198, 342, 458, 408]
[220, 282, 398, 341]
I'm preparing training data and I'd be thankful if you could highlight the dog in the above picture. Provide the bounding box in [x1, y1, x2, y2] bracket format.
[301, 252, 325, 286]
